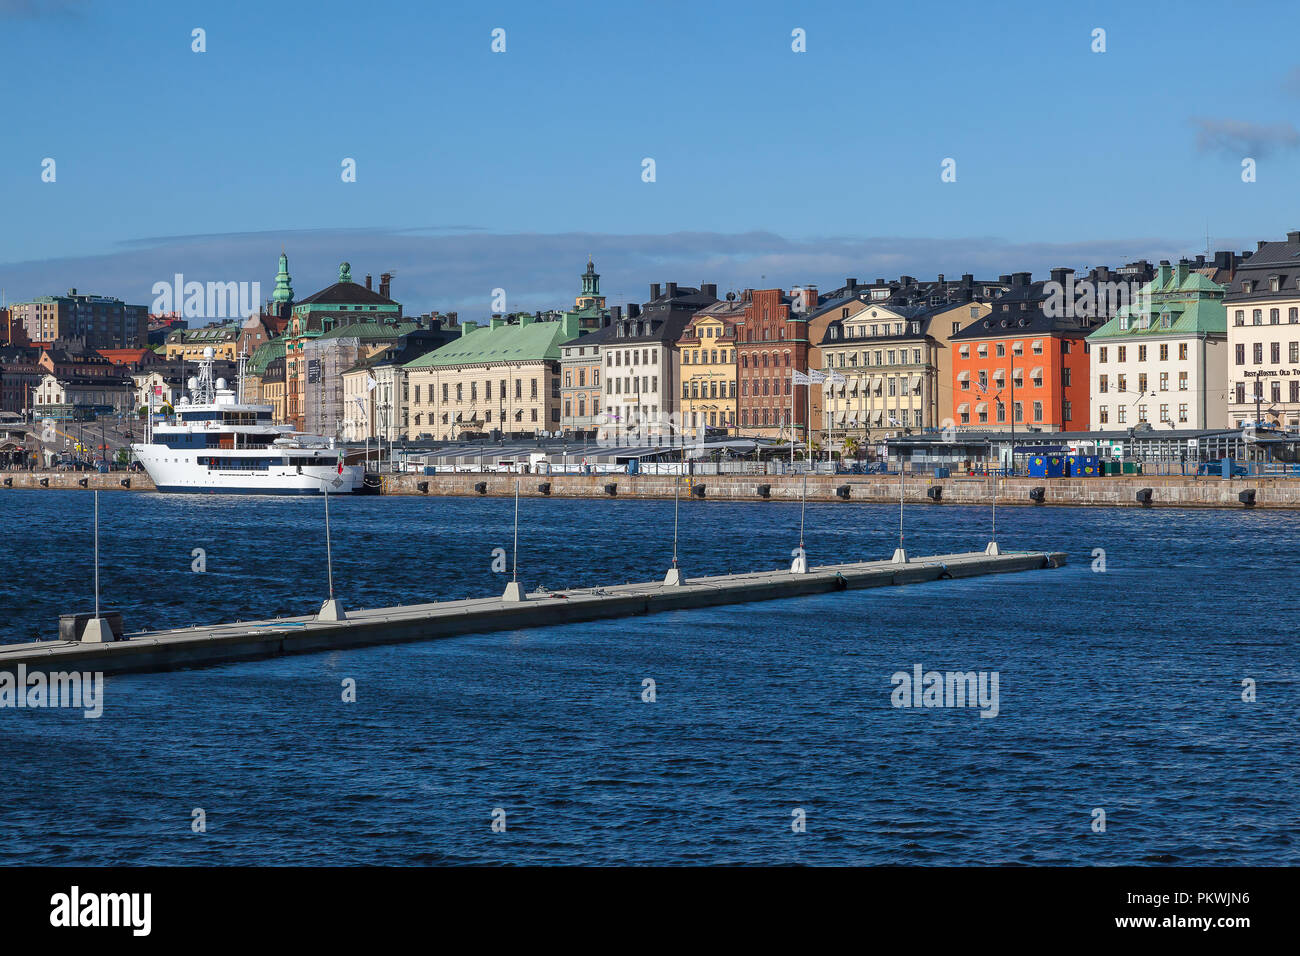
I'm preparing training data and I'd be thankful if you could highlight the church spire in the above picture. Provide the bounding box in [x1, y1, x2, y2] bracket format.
[272, 249, 294, 304]
[576, 255, 603, 310]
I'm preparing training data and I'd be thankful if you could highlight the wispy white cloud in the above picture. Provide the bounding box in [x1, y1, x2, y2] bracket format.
[0, 228, 1219, 319]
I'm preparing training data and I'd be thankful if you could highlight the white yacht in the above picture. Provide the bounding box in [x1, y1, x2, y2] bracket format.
[131, 348, 364, 495]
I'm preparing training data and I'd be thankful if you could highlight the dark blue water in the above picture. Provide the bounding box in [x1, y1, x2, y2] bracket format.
[0, 490, 1296, 865]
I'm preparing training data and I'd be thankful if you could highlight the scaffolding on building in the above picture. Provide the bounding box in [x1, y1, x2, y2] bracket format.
[303, 337, 362, 439]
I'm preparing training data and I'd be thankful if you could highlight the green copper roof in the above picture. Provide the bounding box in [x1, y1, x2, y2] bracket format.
[1090, 297, 1226, 338]
[404, 316, 583, 369]
[245, 339, 285, 374]
[1090, 269, 1227, 340]
[318, 321, 418, 341]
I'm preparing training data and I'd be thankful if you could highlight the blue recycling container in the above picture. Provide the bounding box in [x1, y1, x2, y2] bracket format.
[1067, 454, 1099, 477]
[1030, 454, 1065, 477]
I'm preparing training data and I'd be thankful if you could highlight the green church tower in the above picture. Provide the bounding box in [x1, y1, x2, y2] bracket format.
[272, 250, 295, 308]
[576, 255, 604, 311]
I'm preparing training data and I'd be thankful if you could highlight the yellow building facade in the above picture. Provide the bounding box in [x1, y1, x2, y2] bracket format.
[676, 300, 743, 433]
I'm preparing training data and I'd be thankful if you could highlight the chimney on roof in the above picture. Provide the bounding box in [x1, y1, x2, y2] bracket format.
[1049, 267, 1073, 286]
[1214, 251, 1233, 270]
[627, 303, 641, 318]
[845, 277, 858, 291]
[1175, 261, 1189, 285]
[608, 306, 621, 326]
[379, 273, 392, 299]
[649, 283, 661, 300]
[936, 274, 945, 286]
[999, 274, 1011, 284]
[1012, 272, 1031, 287]
[1258, 240, 1268, 251]
[1157, 261, 1172, 287]
[665, 281, 678, 298]
[701, 283, 717, 299]
[961, 273, 973, 285]
[1288, 230, 1300, 243]
[365, 274, 372, 291]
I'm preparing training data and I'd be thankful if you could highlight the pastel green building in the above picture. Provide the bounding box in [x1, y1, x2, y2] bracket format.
[1087, 262, 1229, 429]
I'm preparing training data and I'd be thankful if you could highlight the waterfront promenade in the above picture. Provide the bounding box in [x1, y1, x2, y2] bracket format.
[4, 470, 1300, 508]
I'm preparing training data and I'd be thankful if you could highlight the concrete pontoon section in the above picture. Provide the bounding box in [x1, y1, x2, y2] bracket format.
[0, 550, 1066, 676]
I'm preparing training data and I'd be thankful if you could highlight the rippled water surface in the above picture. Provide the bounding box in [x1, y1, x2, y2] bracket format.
[0, 489, 1296, 865]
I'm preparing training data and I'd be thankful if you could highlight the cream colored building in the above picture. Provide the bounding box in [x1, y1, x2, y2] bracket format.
[1224, 231, 1300, 429]
[1088, 263, 1229, 430]
[34, 372, 133, 414]
[818, 297, 989, 444]
[403, 314, 584, 440]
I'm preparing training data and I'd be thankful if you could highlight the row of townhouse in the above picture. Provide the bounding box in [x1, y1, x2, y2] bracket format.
[16, 232, 1300, 448]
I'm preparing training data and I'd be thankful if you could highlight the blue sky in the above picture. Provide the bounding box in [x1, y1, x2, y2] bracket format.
[2, 0, 1299, 313]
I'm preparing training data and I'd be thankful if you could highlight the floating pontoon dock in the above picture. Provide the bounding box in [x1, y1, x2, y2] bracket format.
[1, 549, 1066, 676]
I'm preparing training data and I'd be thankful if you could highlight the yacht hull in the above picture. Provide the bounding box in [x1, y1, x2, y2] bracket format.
[132, 444, 364, 495]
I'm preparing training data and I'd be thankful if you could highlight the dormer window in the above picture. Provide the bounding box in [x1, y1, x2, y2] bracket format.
[1271, 275, 1281, 292]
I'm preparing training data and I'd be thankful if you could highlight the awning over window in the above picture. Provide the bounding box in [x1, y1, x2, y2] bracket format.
[1031, 339, 1043, 350]
[992, 368, 1005, 381]
[957, 370, 970, 382]
[910, 374, 922, 390]
[975, 402, 988, 413]
[1030, 366, 1044, 379]
[957, 402, 970, 414]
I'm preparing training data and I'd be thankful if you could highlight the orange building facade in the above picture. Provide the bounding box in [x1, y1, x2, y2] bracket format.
[950, 279, 1091, 432]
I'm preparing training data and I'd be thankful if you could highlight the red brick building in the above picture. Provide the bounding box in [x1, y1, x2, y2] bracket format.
[735, 287, 826, 442]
